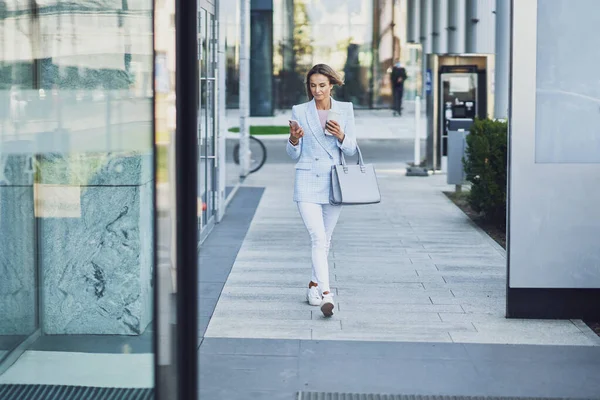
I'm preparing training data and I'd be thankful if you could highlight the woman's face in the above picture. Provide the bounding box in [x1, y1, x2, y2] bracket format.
[309, 73, 333, 101]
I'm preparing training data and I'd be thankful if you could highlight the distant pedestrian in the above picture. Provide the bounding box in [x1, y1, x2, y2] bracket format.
[391, 60, 407, 116]
[286, 64, 357, 317]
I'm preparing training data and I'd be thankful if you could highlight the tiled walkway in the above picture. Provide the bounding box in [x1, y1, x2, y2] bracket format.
[205, 163, 600, 346]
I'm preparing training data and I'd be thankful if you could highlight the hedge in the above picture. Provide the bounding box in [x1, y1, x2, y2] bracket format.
[463, 118, 508, 226]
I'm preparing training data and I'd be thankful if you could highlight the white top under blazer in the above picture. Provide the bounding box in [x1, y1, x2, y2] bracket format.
[286, 97, 358, 204]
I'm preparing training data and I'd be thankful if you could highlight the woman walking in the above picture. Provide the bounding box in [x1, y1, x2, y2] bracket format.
[287, 64, 357, 317]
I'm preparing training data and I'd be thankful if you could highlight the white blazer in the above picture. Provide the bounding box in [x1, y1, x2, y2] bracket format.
[286, 97, 357, 204]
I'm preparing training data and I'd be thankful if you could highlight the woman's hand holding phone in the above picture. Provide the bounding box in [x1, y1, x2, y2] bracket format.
[325, 120, 345, 143]
[289, 120, 304, 145]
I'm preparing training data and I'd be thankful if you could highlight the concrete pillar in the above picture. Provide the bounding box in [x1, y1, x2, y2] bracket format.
[419, 0, 432, 97]
[239, 0, 250, 177]
[466, 0, 476, 52]
[419, 0, 432, 53]
[466, 0, 495, 54]
[448, 0, 466, 53]
[494, 0, 509, 119]
[407, 0, 420, 43]
[250, 0, 274, 116]
[216, 0, 227, 221]
[432, 0, 448, 53]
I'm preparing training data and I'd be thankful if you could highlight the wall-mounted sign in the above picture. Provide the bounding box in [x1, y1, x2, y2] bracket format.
[425, 69, 432, 93]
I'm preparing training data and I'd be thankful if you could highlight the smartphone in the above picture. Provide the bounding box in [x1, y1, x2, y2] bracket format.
[325, 110, 341, 135]
[289, 119, 300, 130]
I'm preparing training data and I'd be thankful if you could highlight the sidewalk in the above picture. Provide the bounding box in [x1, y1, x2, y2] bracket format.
[205, 163, 599, 346]
[199, 162, 600, 399]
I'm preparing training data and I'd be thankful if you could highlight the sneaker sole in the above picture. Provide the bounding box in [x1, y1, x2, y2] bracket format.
[321, 302, 334, 317]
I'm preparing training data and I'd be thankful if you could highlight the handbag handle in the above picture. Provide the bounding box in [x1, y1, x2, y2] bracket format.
[339, 144, 366, 173]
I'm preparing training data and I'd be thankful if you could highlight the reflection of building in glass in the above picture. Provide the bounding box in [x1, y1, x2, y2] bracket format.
[226, 0, 417, 111]
[0, 1, 152, 94]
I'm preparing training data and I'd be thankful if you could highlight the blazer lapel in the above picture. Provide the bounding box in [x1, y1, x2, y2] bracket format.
[306, 98, 335, 158]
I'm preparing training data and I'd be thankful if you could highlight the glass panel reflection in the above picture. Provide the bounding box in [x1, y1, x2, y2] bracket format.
[273, 0, 373, 108]
[273, 0, 410, 109]
[0, 0, 155, 390]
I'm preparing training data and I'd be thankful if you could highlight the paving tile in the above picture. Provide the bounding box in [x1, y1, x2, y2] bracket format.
[204, 325, 312, 340]
[314, 311, 444, 323]
[200, 338, 301, 356]
[449, 331, 597, 346]
[340, 320, 477, 333]
[334, 274, 446, 284]
[213, 299, 319, 311]
[331, 293, 434, 305]
[199, 354, 299, 391]
[207, 318, 342, 331]
[439, 312, 506, 323]
[299, 340, 470, 359]
[310, 330, 454, 343]
[214, 309, 312, 321]
[337, 302, 464, 313]
[429, 296, 504, 305]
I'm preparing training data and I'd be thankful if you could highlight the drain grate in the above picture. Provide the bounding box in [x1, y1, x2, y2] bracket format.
[297, 393, 587, 400]
[0, 384, 153, 400]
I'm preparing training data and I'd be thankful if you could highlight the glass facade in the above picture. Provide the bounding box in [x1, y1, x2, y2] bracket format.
[0, 0, 156, 386]
[270, 0, 416, 110]
[0, 0, 211, 396]
[223, 0, 419, 111]
[219, 0, 415, 110]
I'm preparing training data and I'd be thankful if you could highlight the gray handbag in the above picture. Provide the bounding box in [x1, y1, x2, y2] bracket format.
[330, 145, 381, 205]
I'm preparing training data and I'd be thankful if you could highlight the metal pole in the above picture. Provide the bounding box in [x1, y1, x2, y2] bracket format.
[406, 95, 427, 176]
[494, 0, 509, 119]
[414, 95, 421, 166]
[239, 0, 251, 178]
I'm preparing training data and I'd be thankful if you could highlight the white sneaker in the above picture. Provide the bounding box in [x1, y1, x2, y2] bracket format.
[320, 292, 335, 317]
[306, 286, 321, 306]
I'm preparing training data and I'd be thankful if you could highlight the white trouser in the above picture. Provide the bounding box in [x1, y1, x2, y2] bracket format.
[297, 202, 342, 294]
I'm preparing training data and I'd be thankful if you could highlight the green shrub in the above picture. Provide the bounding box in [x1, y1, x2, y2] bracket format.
[463, 118, 508, 226]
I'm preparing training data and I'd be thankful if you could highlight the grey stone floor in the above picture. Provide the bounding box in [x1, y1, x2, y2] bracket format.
[198, 164, 600, 399]
[199, 337, 600, 400]
[204, 163, 600, 346]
